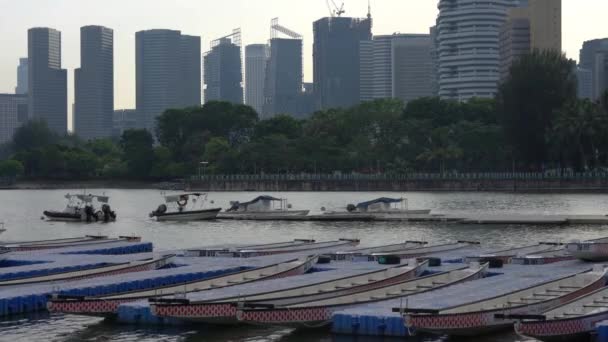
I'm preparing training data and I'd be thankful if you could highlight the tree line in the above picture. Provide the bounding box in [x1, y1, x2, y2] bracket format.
[1, 50, 607, 180]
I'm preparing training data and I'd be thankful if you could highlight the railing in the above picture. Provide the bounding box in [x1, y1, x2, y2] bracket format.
[190, 172, 608, 182]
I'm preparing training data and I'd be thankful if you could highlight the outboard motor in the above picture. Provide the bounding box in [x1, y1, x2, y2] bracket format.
[346, 204, 357, 213]
[84, 205, 96, 223]
[102, 204, 116, 223]
[150, 204, 167, 218]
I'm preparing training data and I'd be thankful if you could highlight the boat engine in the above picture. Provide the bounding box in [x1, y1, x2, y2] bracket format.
[84, 205, 97, 222]
[150, 204, 167, 217]
[101, 204, 117, 222]
[346, 204, 357, 213]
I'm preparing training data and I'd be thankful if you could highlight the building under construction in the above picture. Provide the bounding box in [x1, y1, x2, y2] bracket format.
[313, 15, 372, 110]
[204, 29, 243, 104]
[263, 19, 313, 119]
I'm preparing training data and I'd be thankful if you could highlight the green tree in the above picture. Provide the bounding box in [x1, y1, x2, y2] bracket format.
[497, 50, 577, 168]
[12, 120, 57, 152]
[0, 159, 24, 178]
[120, 129, 155, 178]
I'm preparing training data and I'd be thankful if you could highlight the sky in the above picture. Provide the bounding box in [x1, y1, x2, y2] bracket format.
[2, 0, 608, 116]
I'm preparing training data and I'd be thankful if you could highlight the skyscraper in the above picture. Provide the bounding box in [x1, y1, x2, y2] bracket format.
[15, 58, 28, 95]
[204, 32, 243, 104]
[136, 29, 201, 131]
[263, 38, 304, 118]
[74, 26, 114, 140]
[580, 39, 608, 100]
[28, 27, 68, 134]
[313, 16, 372, 110]
[499, 0, 562, 80]
[245, 44, 268, 114]
[436, 0, 520, 101]
[360, 34, 432, 104]
[0, 94, 28, 144]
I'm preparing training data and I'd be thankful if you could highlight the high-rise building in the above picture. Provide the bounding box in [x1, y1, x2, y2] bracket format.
[263, 38, 304, 118]
[580, 39, 608, 100]
[15, 58, 28, 95]
[499, 0, 562, 80]
[28, 27, 68, 134]
[313, 16, 372, 110]
[429, 25, 439, 97]
[136, 29, 201, 131]
[436, 0, 520, 101]
[392, 34, 433, 103]
[74, 26, 114, 140]
[204, 33, 243, 104]
[360, 34, 432, 104]
[577, 67, 593, 100]
[245, 44, 268, 114]
[0, 94, 28, 144]
[112, 109, 138, 138]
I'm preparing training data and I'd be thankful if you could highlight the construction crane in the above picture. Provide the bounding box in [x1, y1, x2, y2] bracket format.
[326, 0, 345, 17]
[270, 18, 302, 39]
[211, 28, 242, 48]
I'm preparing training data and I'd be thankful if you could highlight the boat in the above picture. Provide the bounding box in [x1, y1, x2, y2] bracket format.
[331, 241, 428, 261]
[235, 263, 488, 327]
[511, 248, 573, 265]
[2, 236, 141, 252]
[220, 196, 310, 219]
[151, 260, 429, 324]
[236, 239, 360, 257]
[566, 237, 608, 261]
[47, 255, 317, 316]
[370, 241, 478, 261]
[43, 193, 117, 223]
[403, 266, 608, 337]
[465, 243, 564, 264]
[185, 239, 316, 257]
[514, 284, 608, 341]
[0, 254, 174, 286]
[324, 197, 431, 216]
[149, 193, 221, 221]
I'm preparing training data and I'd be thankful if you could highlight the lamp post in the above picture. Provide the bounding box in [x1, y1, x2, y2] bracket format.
[199, 161, 209, 180]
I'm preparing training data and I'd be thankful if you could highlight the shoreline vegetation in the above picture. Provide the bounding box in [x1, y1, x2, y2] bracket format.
[2, 51, 608, 187]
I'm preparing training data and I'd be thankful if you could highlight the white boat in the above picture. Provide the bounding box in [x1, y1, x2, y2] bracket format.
[331, 241, 428, 261]
[371, 241, 477, 260]
[236, 263, 488, 327]
[514, 285, 608, 341]
[220, 196, 309, 218]
[566, 237, 608, 261]
[403, 266, 608, 337]
[43, 193, 116, 223]
[151, 260, 429, 324]
[47, 255, 317, 316]
[149, 193, 221, 221]
[465, 243, 564, 264]
[324, 197, 431, 216]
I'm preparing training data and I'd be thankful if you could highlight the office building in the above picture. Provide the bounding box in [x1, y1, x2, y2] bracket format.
[0, 94, 28, 144]
[204, 32, 243, 104]
[577, 67, 593, 100]
[245, 44, 268, 114]
[580, 39, 608, 100]
[429, 25, 439, 97]
[436, 0, 520, 101]
[112, 109, 138, 137]
[499, 0, 562, 80]
[74, 26, 114, 140]
[28, 27, 68, 134]
[360, 34, 432, 104]
[263, 38, 304, 118]
[15, 58, 28, 95]
[136, 29, 201, 131]
[313, 16, 372, 110]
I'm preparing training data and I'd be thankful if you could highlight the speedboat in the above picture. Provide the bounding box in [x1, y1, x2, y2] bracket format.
[149, 193, 221, 221]
[43, 193, 116, 223]
[324, 197, 431, 216]
[220, 196, 309, 219]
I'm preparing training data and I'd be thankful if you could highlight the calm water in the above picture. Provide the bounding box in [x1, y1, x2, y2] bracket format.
[1, 189, 607, 341]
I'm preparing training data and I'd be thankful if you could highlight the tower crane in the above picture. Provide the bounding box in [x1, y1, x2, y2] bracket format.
[326, 0, 345, 17]
[271, 18, 302, 39]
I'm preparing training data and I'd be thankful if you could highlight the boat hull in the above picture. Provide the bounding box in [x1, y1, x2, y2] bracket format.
[220, 210, 310, 219]
[154, 208, 221, 221]
[515, 312, 608, 342]
[43, 211, 82, 222]
[567, 242, 608, 261]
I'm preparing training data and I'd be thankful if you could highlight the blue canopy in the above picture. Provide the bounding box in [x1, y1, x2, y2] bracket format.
[356, 197, 403, 209]
[238, 195, 282, 206]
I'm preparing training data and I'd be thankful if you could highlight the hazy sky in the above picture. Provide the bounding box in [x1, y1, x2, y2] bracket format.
[2, 0, 608, 113]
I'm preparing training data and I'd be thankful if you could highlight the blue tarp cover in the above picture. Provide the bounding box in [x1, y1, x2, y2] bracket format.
[356, 197, 402, 208]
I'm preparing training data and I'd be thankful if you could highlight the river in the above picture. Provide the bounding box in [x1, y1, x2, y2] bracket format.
[0, 190, 607, 341]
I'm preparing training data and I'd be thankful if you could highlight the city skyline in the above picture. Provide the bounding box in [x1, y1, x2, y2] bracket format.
[1, 0, 608, 118]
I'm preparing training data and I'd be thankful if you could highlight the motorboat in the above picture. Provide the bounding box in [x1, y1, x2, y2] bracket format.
[514, 285, 608, 341]
[323, 197, 431, 217]
[403, 266, 608, 337]
[220, 196, 310, 219]
[149, 193, 221, 221]
[43, 193, 116, 223]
